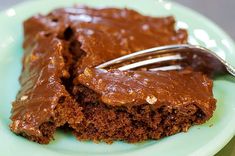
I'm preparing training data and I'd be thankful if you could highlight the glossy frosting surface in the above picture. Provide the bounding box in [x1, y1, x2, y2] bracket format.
[44, 6, 188, 72]
[79, 68, 216, 117]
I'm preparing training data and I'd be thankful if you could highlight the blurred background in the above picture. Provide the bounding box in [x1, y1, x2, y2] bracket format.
[174, 0, 235, 40]
[0, 0, 234, 155]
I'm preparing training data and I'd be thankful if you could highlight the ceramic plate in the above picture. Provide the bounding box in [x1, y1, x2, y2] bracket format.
[0, 0, 235, 156]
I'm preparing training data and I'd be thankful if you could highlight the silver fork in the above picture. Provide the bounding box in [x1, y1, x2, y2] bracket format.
[96, 44, 235, 77]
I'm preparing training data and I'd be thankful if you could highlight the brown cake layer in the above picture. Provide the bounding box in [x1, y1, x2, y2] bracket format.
[10, 6, 216, 144]
[71, 68, 216, 143]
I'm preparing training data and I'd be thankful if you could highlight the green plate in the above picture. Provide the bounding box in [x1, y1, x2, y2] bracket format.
[0, 0, 235, 156]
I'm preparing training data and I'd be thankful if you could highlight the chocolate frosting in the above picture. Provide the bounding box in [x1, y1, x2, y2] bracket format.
[38, 6, 187, 73]
[10, 6, 190, 138]
[69, 7, 188, 72]
[78, 68, 216, 118]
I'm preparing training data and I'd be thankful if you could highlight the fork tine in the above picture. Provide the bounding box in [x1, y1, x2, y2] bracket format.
[149, 65, 182, 71]
[96, 44, 187, 69]
[118, 54, 182, 71]
[95, 44, 235, 77]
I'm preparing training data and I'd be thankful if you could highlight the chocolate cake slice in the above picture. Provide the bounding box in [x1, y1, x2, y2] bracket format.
[72, 68, 216, 143]
[10, 6, 216, 144]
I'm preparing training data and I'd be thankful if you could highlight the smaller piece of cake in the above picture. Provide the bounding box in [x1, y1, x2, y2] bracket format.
[71, 68, 216, 143]
[10, 35, 83, 144]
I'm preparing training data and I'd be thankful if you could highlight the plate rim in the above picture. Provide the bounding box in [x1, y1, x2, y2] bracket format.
[0, 0, 235, 156]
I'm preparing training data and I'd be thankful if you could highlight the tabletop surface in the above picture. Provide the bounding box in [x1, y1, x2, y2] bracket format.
[0, 0, 234, 155]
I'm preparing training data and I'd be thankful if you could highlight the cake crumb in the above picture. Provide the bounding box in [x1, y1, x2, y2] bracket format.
[84, 68, 92, 77]
[20, 95, 28, 101]
[146, 95, 157, 104]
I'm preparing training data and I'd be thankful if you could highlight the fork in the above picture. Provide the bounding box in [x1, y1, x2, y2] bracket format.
[96, 44, 235, 77]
